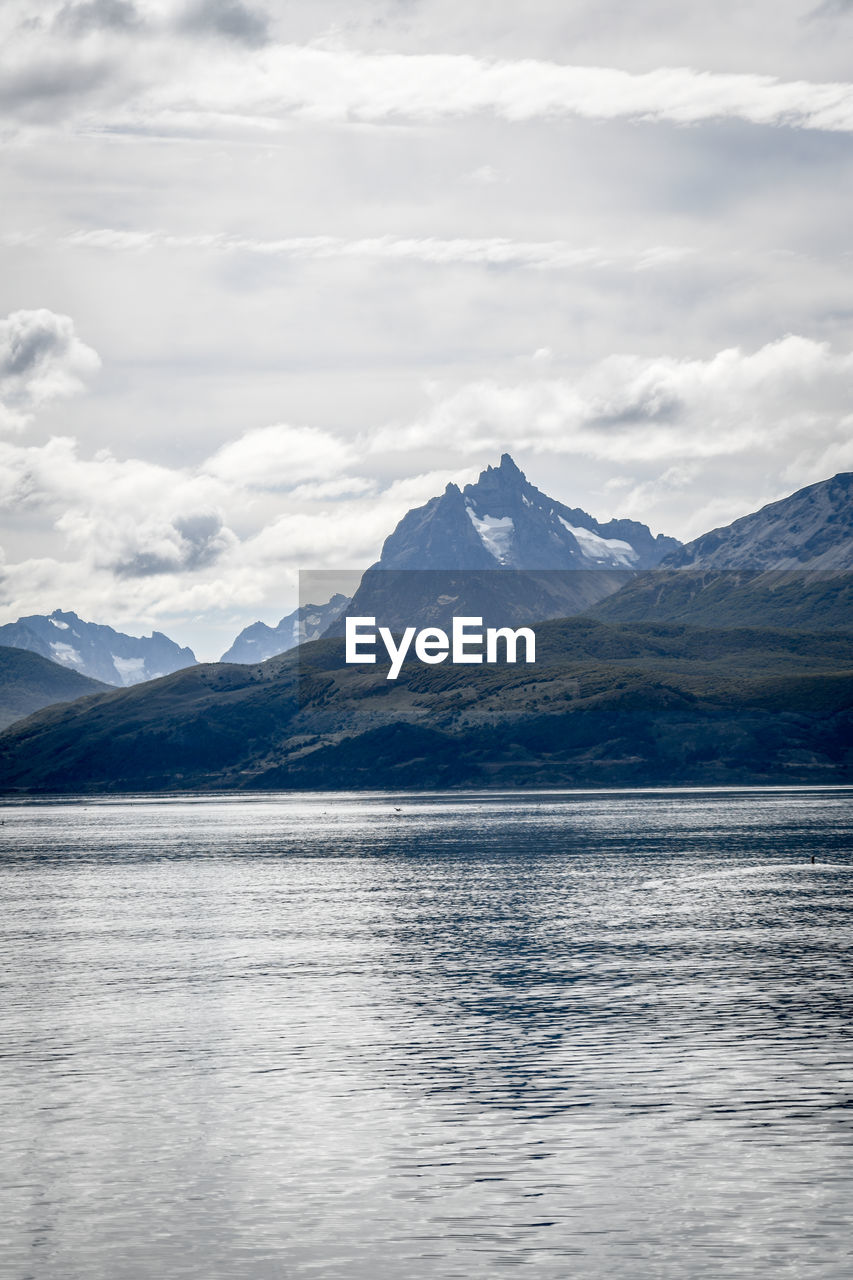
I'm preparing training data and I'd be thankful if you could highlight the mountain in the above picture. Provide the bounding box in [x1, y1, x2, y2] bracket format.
[377, 453, 679, 571]
[662, 472, 853, 570]
[3, 464, 851, 794]
[0, 645, 111, 731]
[591, 568, 853, 632]
[329, 455, 680, 635]
[0, 610, 197, 686]
[221, 594, 350, 663]
[0, 619, 850, 792]
[592, 473, 853, 630]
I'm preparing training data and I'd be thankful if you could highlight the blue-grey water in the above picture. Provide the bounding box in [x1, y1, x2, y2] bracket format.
[1, 789, 852, 1280]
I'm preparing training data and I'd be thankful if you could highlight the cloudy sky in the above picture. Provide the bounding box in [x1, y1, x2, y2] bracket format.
[2, 0, 853, 658]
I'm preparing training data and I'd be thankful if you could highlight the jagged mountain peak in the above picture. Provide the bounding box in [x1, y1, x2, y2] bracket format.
[375, 454, 679, 571]
[472, 452, 526, 485]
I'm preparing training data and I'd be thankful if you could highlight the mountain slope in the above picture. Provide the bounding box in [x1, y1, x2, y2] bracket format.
[0, 645, 111, 731]
[0, 610, 197, 686]
[591, 568, 853, 631]
[1, 619, 851, 792]
[591, 473, 853, 630]
[662, 472, 853, 570]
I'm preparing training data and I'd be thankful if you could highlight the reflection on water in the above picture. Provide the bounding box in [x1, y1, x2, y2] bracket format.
[1, 789, 852, 1279]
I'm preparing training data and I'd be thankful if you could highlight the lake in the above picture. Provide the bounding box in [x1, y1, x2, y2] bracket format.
[1, 789, 852, 1278]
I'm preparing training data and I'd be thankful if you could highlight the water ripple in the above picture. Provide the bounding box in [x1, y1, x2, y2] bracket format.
[1, 789, 852, 1278]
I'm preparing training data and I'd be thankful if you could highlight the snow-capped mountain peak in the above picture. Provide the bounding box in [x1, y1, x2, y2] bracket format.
[0, 609, 197, 686]
[375, 453, 678, 571]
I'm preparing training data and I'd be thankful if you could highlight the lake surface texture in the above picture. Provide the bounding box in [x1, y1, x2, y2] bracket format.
[1, 789, 852, 1279]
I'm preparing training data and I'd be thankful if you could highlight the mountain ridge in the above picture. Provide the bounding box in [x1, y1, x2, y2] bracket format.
[661, 472, 853, 570]
[0, 610, 197, 686]
[593, 472, 853, 629]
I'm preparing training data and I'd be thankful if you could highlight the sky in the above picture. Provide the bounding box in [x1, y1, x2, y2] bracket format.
[2, 0, 853, 660]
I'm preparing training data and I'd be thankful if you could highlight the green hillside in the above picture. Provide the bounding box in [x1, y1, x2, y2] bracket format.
[0, 619, 851, 792]
[0, 645, 111, 731]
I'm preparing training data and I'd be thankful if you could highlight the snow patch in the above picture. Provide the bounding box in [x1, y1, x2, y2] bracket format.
[112, 655, 147, 684]
[557, 518, 639, 566]
[50, 642, 83, 667]
[50, 618, 69, 630]
[466, 506, 514, 564]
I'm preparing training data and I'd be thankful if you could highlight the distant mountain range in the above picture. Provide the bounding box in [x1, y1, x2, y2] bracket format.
[221, 594, 350, 663]
[0, 460, 850, 786]
[0, 610, 197, 686]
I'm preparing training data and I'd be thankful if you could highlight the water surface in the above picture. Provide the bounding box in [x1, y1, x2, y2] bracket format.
[2, 789, 852, 1278]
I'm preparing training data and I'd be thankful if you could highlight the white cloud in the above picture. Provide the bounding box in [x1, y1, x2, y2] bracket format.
[0, 400, 469, 653]
[0, 432, 237, 581]
[57, 504, 237, 577]
[91, 48, 853, 136]
[369, 335, 853, 464]
[5, 22, 853, 137]
[288, 476, 376, 500]
[58, 227, 693, 273]
[0, 309, 101, 432]
[203, 422, 356, 488]
[468, 164, 499, 184]
[242, 468, 472, 567]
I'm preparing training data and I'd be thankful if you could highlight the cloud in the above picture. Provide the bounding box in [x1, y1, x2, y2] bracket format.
[136, 46, 853, 135]
[54, 0, 142, 35]
[59, 505, 237, 577]
[0, 52, 113, 114]
[0, 309, 101, 433]
[288, 476, 377, 500]
[61, 227, 692, 272]
[0, 432, 239, 593]
[468, 164, 499, 184]
[368, 335, 853, 464]
[203, 423, 357, 488]
[809, 0, 853, 17]
[178, 0, 269, 46]
[5, 29, 853, 135]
